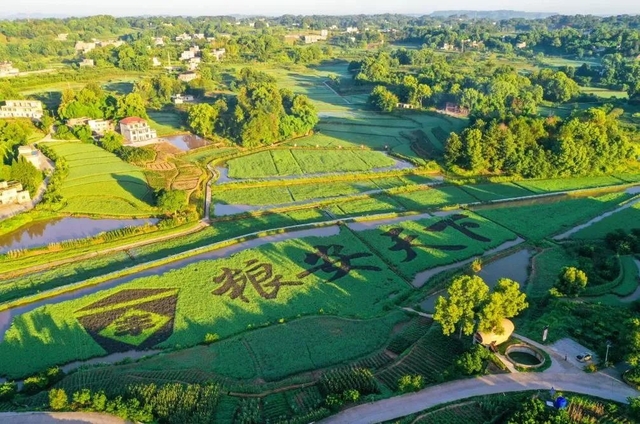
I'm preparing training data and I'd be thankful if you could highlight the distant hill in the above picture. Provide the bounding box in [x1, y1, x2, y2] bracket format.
[429, 10, 558, 20]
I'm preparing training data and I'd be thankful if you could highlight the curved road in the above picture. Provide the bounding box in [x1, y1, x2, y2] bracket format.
[320, 371, 639, 424]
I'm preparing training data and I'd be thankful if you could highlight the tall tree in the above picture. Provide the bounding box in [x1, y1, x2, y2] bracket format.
[478, 279, 528, 334]
[434, 275, 489, 338]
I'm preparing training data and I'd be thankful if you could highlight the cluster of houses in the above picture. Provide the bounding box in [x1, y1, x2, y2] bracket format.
[0, 61, 20, 78]
[0, 181, 30, 206]
[74, 39, 124, 54]
[0, 100, 43, 120]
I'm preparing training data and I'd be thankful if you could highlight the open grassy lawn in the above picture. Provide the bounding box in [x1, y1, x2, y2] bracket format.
[356, 213, 518, 280]
[147, 111, 186, 136]
[515, 176, 626, 193]
[570, 201, 640, 240]
[476, 192, 632, 241]
[226, 149, 396, 179]
[49, 142, 156, 216]
[0, 228, 408, 378]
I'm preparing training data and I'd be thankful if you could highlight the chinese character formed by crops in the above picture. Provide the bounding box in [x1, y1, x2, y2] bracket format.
[426, 214, 491, 242]
[113, 312, 155, 337]
[381, 227, 467, 262]
[212, 259, 303, 302]
[296, 244, 382, 282]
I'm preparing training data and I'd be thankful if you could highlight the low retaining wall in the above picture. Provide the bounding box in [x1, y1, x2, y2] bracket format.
[505, 344, 546, 369]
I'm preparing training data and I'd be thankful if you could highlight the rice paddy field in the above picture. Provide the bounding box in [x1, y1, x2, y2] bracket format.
[226, 149, 397, 179]
[514, 176, 627, 193]
[356, 213, 518, 280]
[49, 142, 156, 216]
[0, 228, 409, 378]
[570, 201, 640, 240]
[476, 192, 633, 241]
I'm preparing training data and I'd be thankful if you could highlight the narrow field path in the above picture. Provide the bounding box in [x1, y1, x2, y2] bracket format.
[323, 81, 351, 104]
[320, 371, 638, 424]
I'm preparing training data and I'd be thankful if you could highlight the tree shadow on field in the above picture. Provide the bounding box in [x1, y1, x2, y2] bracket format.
[102, 81, 134, 95]
[30, 91, 62, 111]
[111, 173, 156, 207]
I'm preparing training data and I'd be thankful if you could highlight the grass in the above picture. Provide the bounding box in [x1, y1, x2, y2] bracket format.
[226, 149, 396, 179]
[611, 256, 640, 297]
[570, 202, 640, 240]
[475, 192, 632, 241]
[393, 186, 477, 210]
[147, 111, 186, 136]
[580, 86, 629, 99]
[0, 227, 408, 378]
[514, 176, 626, 193]
[49, 142, 156, 216]
[356, 213, 518, 280]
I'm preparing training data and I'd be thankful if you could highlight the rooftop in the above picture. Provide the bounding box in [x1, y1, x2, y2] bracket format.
[119, 117, 147, 125]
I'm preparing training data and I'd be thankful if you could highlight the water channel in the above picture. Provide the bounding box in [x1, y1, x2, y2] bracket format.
[0, 217, 159, 254]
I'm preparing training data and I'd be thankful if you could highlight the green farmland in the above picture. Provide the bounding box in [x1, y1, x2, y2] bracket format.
[49, 142, 156, 216]
[226, 149, 397, 179]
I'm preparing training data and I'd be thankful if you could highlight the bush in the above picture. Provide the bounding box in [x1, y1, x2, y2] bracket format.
[454, 345, 491, 376]
[584, 363, 598, 373]
[342, 389, 360, 403]
[554, 266, 588, 297]
[22, 375, 49, 395]
[319, 368, 378, 396]
[0, 382, 17, 401]
[397, 374, 425, 393]
[204, 333, 220, 344]
[325, 394, 343, 410]
[49, 388, 69, 411]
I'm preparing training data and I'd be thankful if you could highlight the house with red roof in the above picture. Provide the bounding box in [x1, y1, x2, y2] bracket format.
[119, 117, 157, 143]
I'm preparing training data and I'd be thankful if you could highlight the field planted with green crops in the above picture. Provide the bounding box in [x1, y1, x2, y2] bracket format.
[356, 213, 518, 280]
[393, 186, 477, 210]
[147, 111, 186, 136]
[50, 142, 155, 216]
[0, 228, 408, 378]
[515, 176, 625, 193]
[571, 202, 640, 240]
[226, 149, 396, 179]
[476, 192, 633, 241]
[327, 194, 405, 217]
[213, 175, 435, 207]
[460, 183, 534, 201]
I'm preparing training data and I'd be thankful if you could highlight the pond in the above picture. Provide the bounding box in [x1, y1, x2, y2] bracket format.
[0, 217, 159, 254]
[478, 249, 532, 288]
[508, 351, 542, 366]
[164, 133, 209, 151]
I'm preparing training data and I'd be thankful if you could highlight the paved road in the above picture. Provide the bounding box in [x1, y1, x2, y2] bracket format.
[320, 371, 639, 424]
[0, 412, 129, 424]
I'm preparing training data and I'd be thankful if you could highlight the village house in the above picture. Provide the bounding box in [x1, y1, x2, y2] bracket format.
[212, 48, 226, 61]
[0, 62, 19, 78]
[153, 37, 164, 46]
[346, 27, 359, 33]
[516, 41, 527, 49]
[193, 33, 205, 40]
[0, 100, 43, 120]
[175, 33, 192, 42]
[17, 145, 43, 169]
[119, 117, 157, 142]
[74, 41, 96, 54]
[180, 50, 196, 61]
[304, 35, 323, 44]
[188, 57, 201, 71]
[0, 181, 30, 205]
[172, 94, 195, 105]
[97, 40, 124, 48]
[79, 58, 94, 67]
[396, 103, 415, 109]
[152, 57, 162, 67]
[178, 72, 198, 82]
[67, 117, 114, 135]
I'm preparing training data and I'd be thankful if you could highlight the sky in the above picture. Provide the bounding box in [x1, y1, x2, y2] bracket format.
[3, 0, 640, 17]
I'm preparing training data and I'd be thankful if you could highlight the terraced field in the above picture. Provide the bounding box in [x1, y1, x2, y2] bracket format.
[49, 142, 156, 216]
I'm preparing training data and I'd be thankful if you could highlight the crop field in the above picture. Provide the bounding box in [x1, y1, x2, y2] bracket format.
[571, 202, 640, 240]
[147, 111, 186, 136]
[460, 183, 534, 201]
[326, 194, 406, 217]
[213, 175, 434, 207]
[49, 142, 155, 216]
[356, 213, 518, 280]
[413, 402, 491, 424]
[476, 192, 633, 241]
[226, 149, 396, 179]
[376, 326, 465, 390]
[0, 228, 408, 378]
[514, 176, 626, 193]
[393, 185, 477, 210]
[580, 86, 628, 99]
